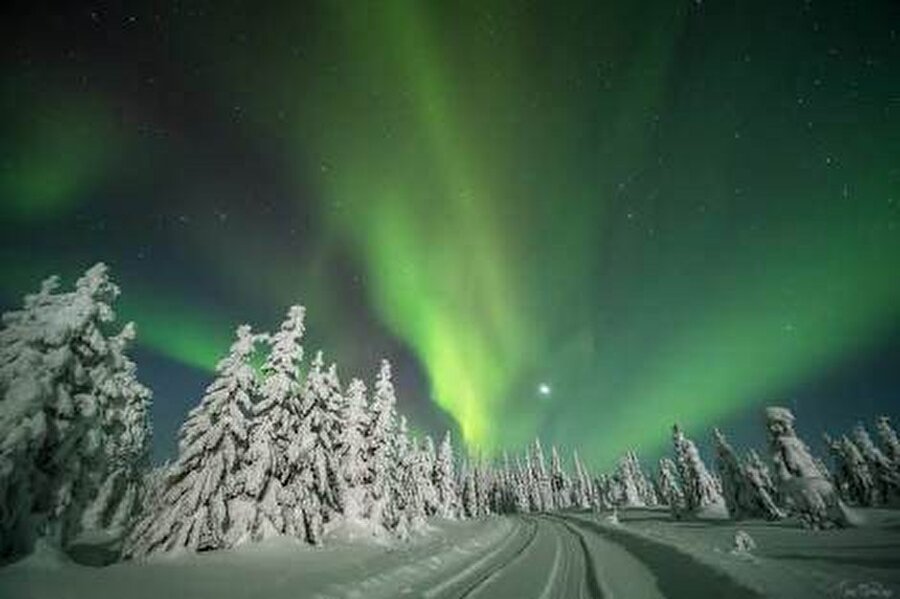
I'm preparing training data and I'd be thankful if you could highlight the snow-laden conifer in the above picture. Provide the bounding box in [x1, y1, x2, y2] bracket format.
[511, 456, 531, 513]
[766, 406, 847, 528]
[1, 265, 152, 562]
[433, 431, 459, 518]
[405, 437, 437, 530]
[824, 433, 876, 506]
[392, 415, 412, 538]
[239, 305, 305, 541]
[76, 321, 152, 545]
[614, 453, 644, 507]
[570, 450, 592, 509]
[475, 460, 492, 516]
[713, 428, 784, 520]
[549, 446, 571, 510]
[657, 458, 685, 517]
[336, 378, 371, 521]
[126, 325, 261, 557]
[461, 460, 477, 518]
[617, 451, 656, 507]
[531, 439, 554, 511]
[876, 416, 900, 465]
[367, 360, 398, 530]
[420, 436, 439, 516]
[852, 423, 900, 504]
[672, 424, 724, 515]
[289, 351, 344, 544]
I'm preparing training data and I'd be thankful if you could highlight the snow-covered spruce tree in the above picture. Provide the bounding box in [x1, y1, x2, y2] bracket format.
[765, 406, 847, 528]
[391, 415, 413, 538]
[592, 474, 614, 511]
[336, 378, 371, 522]
[366, 359, 399, 531]
[657, 458, 685, 517]
[745, 449, 778, 502]
[531, 439, 554, 512]
[76, 321, 153, 546]
[852, 423, 900, 504]
[405, 437, 438, 529]
[579, 474, 596, 511]
[823, 433, 873, 506]
[713, 429, 784, 520]
[0, 275, 64, 561]
[481, 462, 493, 516]
[591, 473, 614, 510]
[672, 424, 724, 515]
[571, 450, 592, 509]
[714, 428, 751, 518]
[289, 351, 345, 544]
[433, 431, 459, 518]
[550, 446, 571, 510]
[615, 453, 644, 507]
[636, 458, 659, 507]
[479, 461, 492, 515]
[877, 416, 900, 464]
[0, 264, 152, 563]
[477, 460, 495, 516]
[239, 305, 305, 541]
[512, 455, 531, 513]
[472, 460, 487, 517]
[455, 457, 466, 511]
[422, 436, 439, 516]
[497, 452, 514, 513]
[624, 451, 657, 507]
[495, 459, 508, 512]
[461, 460, 477, 518]
[467, 459, 482, 517]
[125, 325, 261, 557]
[494, 460, 508, 514]
[522, 452, 540, 511]
[399, 433, 421, 531]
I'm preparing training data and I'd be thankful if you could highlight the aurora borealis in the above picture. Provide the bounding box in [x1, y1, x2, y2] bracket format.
[2, 0, 899, 467]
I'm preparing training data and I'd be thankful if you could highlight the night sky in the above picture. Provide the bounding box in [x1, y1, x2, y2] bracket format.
[2, 1, 899, 468]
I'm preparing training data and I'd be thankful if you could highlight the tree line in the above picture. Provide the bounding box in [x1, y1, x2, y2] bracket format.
[1, 264, 898, 566]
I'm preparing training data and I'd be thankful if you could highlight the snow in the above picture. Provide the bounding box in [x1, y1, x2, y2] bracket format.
[575, 507, 900, 599]
[0, 518, 512, 599]
[4, 499, 900, 599]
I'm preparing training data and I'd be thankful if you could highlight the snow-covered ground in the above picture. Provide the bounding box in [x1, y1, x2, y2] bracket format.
[3, 509, 900, 599]
[583, 507, 900, 599]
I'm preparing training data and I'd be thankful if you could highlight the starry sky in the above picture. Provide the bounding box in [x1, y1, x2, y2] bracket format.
[2, 0, 899, 468]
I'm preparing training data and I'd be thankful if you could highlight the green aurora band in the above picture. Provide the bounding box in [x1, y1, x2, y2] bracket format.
[285, 2, 899, 461]
[3, 1, 899, 467]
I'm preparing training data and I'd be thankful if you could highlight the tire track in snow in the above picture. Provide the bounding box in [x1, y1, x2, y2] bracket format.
[536, 520, 565, 599]
[543, 515, 606, 599]
[457, 515, 602, 599]
[424, 517, 538, 598]
[312, 518, 518, 599]
[451, 517, 540, 598]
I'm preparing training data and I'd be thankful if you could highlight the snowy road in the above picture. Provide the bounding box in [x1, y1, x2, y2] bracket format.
[327, 513, 761, 599]
[6, 510, 900, 598]
[419, 514, 761, 599]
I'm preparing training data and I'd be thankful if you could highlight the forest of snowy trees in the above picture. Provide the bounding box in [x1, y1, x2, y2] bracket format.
[2, 264, 900, 567]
